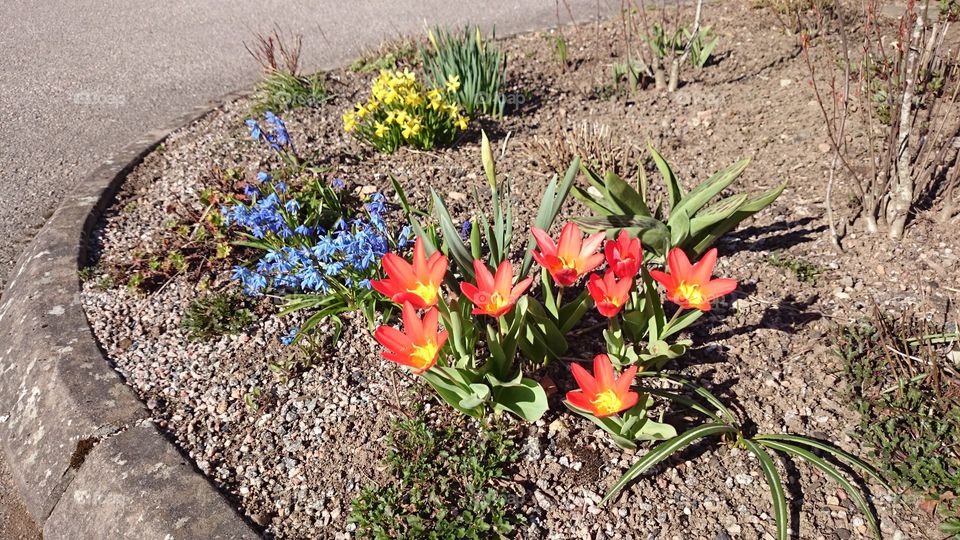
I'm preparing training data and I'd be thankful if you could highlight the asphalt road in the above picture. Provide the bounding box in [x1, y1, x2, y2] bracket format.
[0, 1, 612, 537]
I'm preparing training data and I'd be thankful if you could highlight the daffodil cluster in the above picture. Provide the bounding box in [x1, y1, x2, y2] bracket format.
[343, 69, 468, 153]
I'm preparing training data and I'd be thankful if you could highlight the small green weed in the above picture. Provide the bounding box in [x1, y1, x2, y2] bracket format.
[835, 310, 960, 526]
[349, 412, 524, 539]
[766, 252, 821, 284]
[350, 37, 419, 72]
[78, 264, 115, 290]
[246, 28, 330, 113]
[181, 291, 254, 340]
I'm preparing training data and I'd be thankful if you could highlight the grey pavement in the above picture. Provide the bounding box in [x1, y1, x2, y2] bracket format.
[0, 1, 611, 537]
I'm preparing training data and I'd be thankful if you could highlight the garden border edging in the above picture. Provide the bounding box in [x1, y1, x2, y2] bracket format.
[0, 91, 259, 539]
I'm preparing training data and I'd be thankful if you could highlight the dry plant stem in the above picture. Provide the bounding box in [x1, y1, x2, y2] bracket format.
[668, 0, 703, 92]
[887, 5, 926, 239]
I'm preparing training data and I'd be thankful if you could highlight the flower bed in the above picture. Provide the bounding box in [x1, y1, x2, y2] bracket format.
[81, 3, 959, 539]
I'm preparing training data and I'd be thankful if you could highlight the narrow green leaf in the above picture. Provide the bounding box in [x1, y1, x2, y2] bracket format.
[602, 423, 737, 504]
[758, 439, 881, 539]
[605, 170, 652, 217]
[752, 434, 889, 490]
[672, 158, 751, 219]
[689, 181, 787, 256]
[431, 188, 475, 281]
[647, 144, 683, 209]
[742, 439, 789, 540]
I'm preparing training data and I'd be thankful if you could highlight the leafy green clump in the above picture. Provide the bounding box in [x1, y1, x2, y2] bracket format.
[420, 26, 507, 117]
[350, 414, 524, 539]
[836, 312, 960, 529]
[181, 292, 254, 340]
[252, 71, 329, 115]
[766, 252, 821, 284]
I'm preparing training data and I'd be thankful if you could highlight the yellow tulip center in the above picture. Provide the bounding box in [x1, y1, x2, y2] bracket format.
[591, 389, 624, 416]
[603, 294, 623, 308]
[484, 291, 510, 314]
[410, 340, 439, 370]
[676, 281, 704, 306]
[408, 281, 439, 305]
[557, 256, 578, 271]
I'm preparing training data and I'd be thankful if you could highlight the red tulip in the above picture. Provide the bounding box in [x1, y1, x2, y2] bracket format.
[531, 223, 605, 287]
[586, 271, 632, 318]
[649, 247, 737, 311]
[565, 354, 638, 417]
[372, 237, 447, 308]
[374, 302, 448, 374]
[460, 260, 533, 318]
[605, 230, 642, 279]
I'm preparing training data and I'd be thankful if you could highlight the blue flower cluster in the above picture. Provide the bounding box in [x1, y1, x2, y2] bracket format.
[225, 179, 412, 297]
[246, 111, 292, 153]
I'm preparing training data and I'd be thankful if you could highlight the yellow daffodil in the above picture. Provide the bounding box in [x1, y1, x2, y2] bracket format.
[374, 122, 388, 137]
[385, 110, 396, 124]
[456, 115, 468, 130]
[404, 92, 423, 107]
[355, 103, 369, 119]
[445, 75, 461, 93]
[343, 111, 357, 132]
[402, 118, 422, 139]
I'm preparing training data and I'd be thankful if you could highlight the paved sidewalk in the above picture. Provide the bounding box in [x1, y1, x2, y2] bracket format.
[0, 1, 611, 536]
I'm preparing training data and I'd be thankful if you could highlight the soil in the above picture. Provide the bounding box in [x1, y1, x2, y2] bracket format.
[81, 2, 960, 539]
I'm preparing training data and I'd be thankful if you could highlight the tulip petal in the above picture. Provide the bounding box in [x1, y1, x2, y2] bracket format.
[690, 248, 718, 285]
[509, 276, 534, 302]
[531, 228, 557, 256]
[427, 251, 448, 285]
[474, 259, 495, 292]
[570, 362, 599, 396]
[593, 354, 615, 390]
[382, 252, 417, 286]
[649, 269, 678, 291]
[565, 391, 595, 412]
[667, 247, 694, 281]
[493, 260, 513, 295]
[374, 325, 411, 354]
[581, 232, 606, 260]
[401, 302, 423, 342]
[618, 391, 639, 412]
[701, 278, 737, 301]
[616, 365, 639, 395]
[460, 281, 481, 304]
[412, 238, 428, 279]
[557, 223, 581, 260]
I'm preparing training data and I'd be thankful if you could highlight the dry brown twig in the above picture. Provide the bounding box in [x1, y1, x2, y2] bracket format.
[804, 0, 960, 241]
[244, 26, 303, 76]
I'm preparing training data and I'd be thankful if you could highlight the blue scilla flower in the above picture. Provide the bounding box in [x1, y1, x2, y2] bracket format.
[461, 219, 472, 240]
[273, 182, 288, 193]
[232, 266, 267, 296]
[280, 326, 299, 346]
[366, 192, 386, 216]
[245, 119, 262, 140]
[256, 171, 270, 182]
[331, 178, 346, 191]
[396, 225, 414, 249]
[265, 112, 290, 146]
[284, 199, 300, 214]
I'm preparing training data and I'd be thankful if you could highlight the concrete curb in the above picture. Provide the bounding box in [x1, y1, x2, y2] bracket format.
[0, 92, 259, 538]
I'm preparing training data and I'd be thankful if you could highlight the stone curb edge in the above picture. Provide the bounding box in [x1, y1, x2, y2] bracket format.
[0, 91, 260, 539]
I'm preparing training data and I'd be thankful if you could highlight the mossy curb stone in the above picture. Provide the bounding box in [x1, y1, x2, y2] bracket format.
[0, 93, 258, 539]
